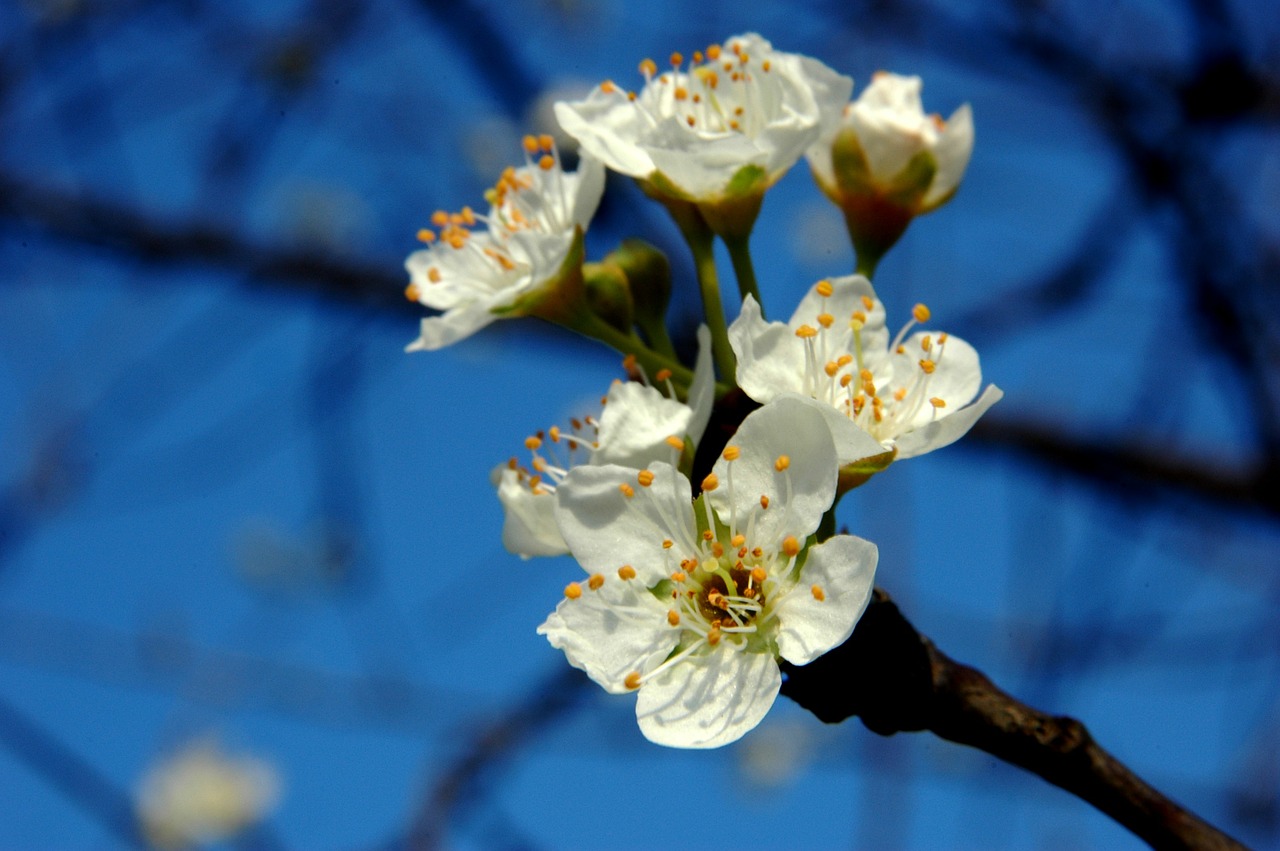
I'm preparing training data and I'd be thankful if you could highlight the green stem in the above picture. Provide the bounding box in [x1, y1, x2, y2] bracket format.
[636, 315, 678, 359]
[681, 226, 736, 383]
[854, 250, 880, 280]
[723, 234, 762, 310]
[573, 311, 696, 393]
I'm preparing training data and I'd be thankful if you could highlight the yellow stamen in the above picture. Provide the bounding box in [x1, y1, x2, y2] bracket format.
[930, 397, 947, 408]
[775, 455, 790, 472]
[564, 582, 582, 599]
[618, 565, 637, 580]
[913, 303, 931, 323]
[637, 470, 655, 487]
[815, 280, 833, 297]
[919, 359, 936, 374]
[624, 671, 642, 690]
[701, 473, 719, 492]
[668, 610, 681, 626]
[524, 436, 542, 450]
[782, 536, 800, 557]
[794, 325, 818, 339]
[722, 445, 741, 461]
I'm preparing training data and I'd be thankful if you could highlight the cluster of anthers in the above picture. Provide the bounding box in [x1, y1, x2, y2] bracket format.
[597, 39, 776, 135]
[795, 280, 950, 440]
[562, 444, 822, 693]
[404, 135, 570, 303]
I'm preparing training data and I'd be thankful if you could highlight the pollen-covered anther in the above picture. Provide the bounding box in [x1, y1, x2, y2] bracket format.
[913, 303, 931, 323]
[707, 44, 721, 60]
[619, 483, 635, 498]
[774, 455, 790, 472]
[404, 283, 420, 301]
[588, 573, 605, 590]
[600, 79, 617, 94]
[930, 397, 947, 408]
[662, 539, 674, 549]
[815, 279, 834, 298]
[702, 473, 719, 492]
[654, 368, 673, 382]
[722, 445, 741, 461]
[637, 470, 655, 487]
[921, 335, 933, 352]
[840, 374, 853, 388]
[711, 542, 724, 558]
[751, 566, 767, 584]
[639, 58, 657, 77]
[667, 610, 681, 626]
[794, 324, 818, 339]
[673, 86, 688, 101]
[624, 671, 642, 690]
[522, 135, 540, 154]
[782, 536, 801, 557]
[824, 361, 839, 378]
[416, 229, 436, 243]
[427, 267, 443, 284]
[817, 313, 835, 328]
[701, 530, 714, 541]
[919, 359, 937, 374]
[538, 154, 555, 170]
[564, 582, 583, 599]
[731, 533, 746, 548]
[894, 387, 908, 401]
[665, 436, 685, 451]
[547, 425, 561, 442]
[618, 565, 637, 580]
[811, 584, 826, 602]
[707, 625, 722, 646]
[760, 494, 770, 509]
[671, 571, 687, 583]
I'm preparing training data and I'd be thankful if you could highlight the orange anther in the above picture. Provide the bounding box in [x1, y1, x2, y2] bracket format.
[913, 303, 931, 323]
[522, 135, 539, 154]
[707, 44, 721, 60]
[668, 610, 681, 626]
[751, 567, 767, 584]
[731, 534, 746, 547]
[619, 483, 635, 498]
[600, 79, 617, 94]
[824, 361, 840, 378]
[524, 436, 542, 450]
[760, 495, 770, 509]
[588, 573, 605, 590]
[670, 51, 684, 66]
[416, 228, 436, 243]
[564, 582, 583, 599]
[782, 536, 801, 557]
[404, 283, 420, 302]
[666, 436, 685, 451]
[618, 565, 637, 580]
[662, 539, 673, 549]
[548, 425, 561, 442]
[427, 267, 442, 284]
[818, 313, 835, 328]
[919, 359, 936, 374]
[722, 445, 741, 461]
[639, 58, 657, 76]
[671, 571, 687, 583]
[624, 671, 642, 690]
[538, 154, 555, 171]
[655, 368, 672, 382]
[811, 584, 826, 602]
[930, 397, 947, 408]
[795, 325, 818, 339]
[775, 455, 790, 472]
[816, 280, 834, 297]
[637, 470, 655, 487]
[701, 473, 719, 492]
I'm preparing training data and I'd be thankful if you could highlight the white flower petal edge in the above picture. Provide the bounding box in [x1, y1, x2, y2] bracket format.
[542, 397, 878, 748]
[555, 33, 851, 201]
[728, 275, 1000, 465]
[403, 141, 605, 351]
[495, 327, 714, 559]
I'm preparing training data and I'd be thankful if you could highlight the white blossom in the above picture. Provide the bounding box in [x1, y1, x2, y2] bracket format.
[539, 397, 878, 748]
[555, 34, 851, 203]
[729, 275, 1001, 464]
[495, 328, 715, 558]
[808, 72, 973, 213]
[404, 136, 604, 350]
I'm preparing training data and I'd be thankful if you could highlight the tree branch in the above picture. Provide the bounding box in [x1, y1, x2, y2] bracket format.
[781, 590, 1247, 850]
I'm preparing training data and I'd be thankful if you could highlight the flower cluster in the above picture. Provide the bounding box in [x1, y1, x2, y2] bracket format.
[401, 33, 998, 748]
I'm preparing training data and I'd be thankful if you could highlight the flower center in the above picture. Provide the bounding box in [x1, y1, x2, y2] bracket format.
[793, 280, 950, 442]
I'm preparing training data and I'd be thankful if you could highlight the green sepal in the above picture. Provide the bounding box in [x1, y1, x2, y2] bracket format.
[836, 448, 898, 494]
[606, 239, 671, 338]
[582, 261, 634, 333]
[493, 226, 587, 321]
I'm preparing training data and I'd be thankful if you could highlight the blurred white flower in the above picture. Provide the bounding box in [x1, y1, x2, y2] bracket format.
[136, 738, 279, 849]
[539, 397, 878, 748]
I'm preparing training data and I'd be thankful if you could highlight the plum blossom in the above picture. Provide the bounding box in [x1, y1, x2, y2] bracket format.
[404, 135, 605, 351]
[808, 71, 973, 214]
[728, 275, 1002, 465]
[555, 33, 851, 204]
[539, 396, 878, 748]
[136, 737, 280, 849]
[495, 328, 715, 558]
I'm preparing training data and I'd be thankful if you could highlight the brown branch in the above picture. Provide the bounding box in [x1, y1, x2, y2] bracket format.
[781, 590, 1247, 850]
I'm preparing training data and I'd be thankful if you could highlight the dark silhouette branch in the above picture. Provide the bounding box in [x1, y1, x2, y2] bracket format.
[782, 590, 1247, 850]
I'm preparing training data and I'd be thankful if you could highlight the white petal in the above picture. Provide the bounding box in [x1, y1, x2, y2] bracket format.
[636, 646, 780, 748]
[686, 324, 715, 447]
[569, 153, 607, 229]
[646, 131, 769, 200]
[404, 303, 496, 352]
[729, 295, 806, 403]
[538, 578, 678, 694]
[707, 396, 837, 544]
[895, 384, 1002, 459]
[555, 462, 693, 585]
[846, 74, 928, 185]
[893, 331, 983, 432]
[780, 392, 886, 466]
[554, 94, 656, 179]
[923, 103, 973, 208]
[493, 467, 567, 558]
[595, 383, 693, 469]
[774, 535, 878, 665]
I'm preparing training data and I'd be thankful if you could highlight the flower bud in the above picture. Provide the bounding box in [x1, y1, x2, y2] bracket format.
[582, 260, 634, 333]
[605, 240, 671, 340]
